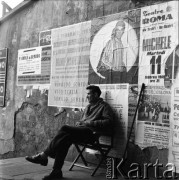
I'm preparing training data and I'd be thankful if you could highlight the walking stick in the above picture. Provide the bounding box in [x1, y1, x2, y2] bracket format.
[123, 83, 146, 159]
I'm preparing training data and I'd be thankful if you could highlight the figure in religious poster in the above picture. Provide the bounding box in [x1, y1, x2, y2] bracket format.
[96, 20, 127, 83]
[89, 9, 140, 84]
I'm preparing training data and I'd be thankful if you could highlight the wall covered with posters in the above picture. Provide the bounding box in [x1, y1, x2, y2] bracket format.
[0, 0, 178, 168]
[0, 0, 139, 159]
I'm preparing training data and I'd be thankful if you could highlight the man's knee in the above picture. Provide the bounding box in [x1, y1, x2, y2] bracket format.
[60, 125, 70, 132]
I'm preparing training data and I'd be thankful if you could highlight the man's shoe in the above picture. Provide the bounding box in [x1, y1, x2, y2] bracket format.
[42, 169, 63, 180]
[25, 154, 48, 166]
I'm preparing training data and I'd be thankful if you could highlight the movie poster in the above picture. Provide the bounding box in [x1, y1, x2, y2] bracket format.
[89, 9, 140, 84]
[138, 1, 179, 87]
[48, 21, 91, 108]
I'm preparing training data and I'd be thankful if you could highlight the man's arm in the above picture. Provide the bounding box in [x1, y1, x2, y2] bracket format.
[84, 104, 114, 130]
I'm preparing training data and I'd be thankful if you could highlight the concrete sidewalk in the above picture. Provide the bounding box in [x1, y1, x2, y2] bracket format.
[0, 157, 108, 180]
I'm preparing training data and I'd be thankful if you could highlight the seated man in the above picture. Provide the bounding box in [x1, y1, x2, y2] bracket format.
[25, 85, 114, 180]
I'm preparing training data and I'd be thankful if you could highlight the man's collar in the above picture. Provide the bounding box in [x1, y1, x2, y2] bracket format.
[89, 98, 103, 106]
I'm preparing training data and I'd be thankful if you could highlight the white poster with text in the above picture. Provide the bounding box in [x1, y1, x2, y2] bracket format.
[99, 84, 129, 157]
[138, 1, 179, 87]
[48, 21, 91, 108]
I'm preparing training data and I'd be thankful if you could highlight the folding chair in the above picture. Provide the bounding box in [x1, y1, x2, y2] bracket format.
[69, 131, 113, 176]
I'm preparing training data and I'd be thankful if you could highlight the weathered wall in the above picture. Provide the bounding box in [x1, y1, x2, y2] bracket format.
[0, 0, 171, 168]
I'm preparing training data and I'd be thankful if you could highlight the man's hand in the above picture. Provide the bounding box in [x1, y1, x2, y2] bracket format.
[75, 121, 85, 127]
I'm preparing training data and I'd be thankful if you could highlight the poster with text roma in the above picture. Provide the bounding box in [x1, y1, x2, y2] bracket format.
[89, 9, 140, 84]
[138, 1, 179, 87]
[48, 21, 91, 108]
[135, 1, 179, 149]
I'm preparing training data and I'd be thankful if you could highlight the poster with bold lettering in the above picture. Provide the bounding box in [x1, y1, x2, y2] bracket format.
[48, 21, 91, 108]
[138, 1, 179, 87]
[168, 82, 179, 173]
[89, 9, 140, 84]
[17, 47, 41, 76]
[17, 46, 51, 85]
[99, 84, 128, 157]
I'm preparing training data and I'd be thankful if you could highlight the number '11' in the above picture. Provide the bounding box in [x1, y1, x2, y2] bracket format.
[150, 55, 161, 75]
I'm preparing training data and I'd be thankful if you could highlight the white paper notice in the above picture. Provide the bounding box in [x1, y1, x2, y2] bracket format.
[17, 47, 41, 76]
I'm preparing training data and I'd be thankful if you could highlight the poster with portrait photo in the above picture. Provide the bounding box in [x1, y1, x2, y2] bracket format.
[88, 9, 140, 84]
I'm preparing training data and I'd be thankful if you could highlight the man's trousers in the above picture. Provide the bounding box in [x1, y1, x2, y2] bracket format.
[44, 125, 95, 170]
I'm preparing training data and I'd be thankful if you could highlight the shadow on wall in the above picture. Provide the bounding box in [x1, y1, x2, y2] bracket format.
[120, 143, 168, 179]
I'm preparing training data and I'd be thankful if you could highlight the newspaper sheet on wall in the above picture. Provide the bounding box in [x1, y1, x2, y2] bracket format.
[17, 46, 51, 85]
[48, 21, 91, 108]
[98, 84, 129, 158]
[168, 83, 179, 173]
[88, 9, 140, 85]
[135, 86, 171, 149]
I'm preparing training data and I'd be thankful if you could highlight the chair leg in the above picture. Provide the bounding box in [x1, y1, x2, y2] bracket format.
[91, 148, 111, 176]
[70, 143, 112, 176]
[75, 145, 88, 166]
[69, 145, 87, 171]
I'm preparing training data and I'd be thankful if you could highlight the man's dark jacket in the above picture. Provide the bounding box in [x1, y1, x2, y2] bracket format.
[80, 98, 114, 133]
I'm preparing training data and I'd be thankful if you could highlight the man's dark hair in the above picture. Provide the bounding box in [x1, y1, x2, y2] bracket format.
[86, 85, 101, 97]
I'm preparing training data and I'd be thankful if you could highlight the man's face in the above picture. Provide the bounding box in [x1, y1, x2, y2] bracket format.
[86, 89, 98, 104]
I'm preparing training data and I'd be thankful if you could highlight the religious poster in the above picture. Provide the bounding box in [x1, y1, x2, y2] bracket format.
[89, 9, 140, 84]
[17, 46, 51, 85]
[138, 1, 179, 87]
[168, 82, 179, 173]
[135, 85, 171, 149]
[48, 21, 91, 108]
[99, 84, 129, 157]
[0, 48, 8, 107]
